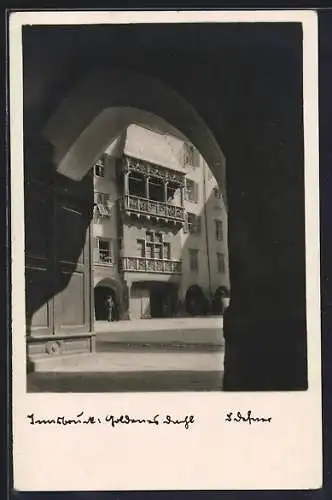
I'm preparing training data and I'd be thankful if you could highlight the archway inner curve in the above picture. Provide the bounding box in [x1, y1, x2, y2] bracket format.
[43, 69, 227, 202]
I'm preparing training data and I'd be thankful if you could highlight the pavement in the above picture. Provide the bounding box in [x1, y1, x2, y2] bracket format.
[27, 351, 224, 392]
[95, 316, 222, 332]
[95, 316, 224, 346]
[27, 316, 225, 392]
[27, 368, 224, 392]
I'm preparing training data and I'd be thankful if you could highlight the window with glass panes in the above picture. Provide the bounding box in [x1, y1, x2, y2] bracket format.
[95, 238, 113, 264]
[215, 220, 223, 241]
[213, 187, 221, 199]
[185, 178, 199, 203]
[186, 212, 201, 234]
[137, 232, 171, 260]
[94, 155, 106, 177]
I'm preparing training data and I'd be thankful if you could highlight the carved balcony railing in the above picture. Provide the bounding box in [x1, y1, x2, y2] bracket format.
[120, 195, 185, 224]
[120, 257, 182, 274]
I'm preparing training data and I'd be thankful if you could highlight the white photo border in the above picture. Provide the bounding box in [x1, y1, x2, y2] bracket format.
[10, 10, 321, 492]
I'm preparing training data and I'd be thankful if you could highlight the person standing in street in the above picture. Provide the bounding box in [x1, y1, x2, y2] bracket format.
[106, 295, 114, 322]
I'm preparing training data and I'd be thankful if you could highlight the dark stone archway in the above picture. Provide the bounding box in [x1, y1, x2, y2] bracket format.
[23, 22, 308, 390]
[185, 285, 207, 316]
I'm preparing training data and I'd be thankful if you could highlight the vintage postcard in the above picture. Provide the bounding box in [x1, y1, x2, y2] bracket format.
[9, 9, 322, 491]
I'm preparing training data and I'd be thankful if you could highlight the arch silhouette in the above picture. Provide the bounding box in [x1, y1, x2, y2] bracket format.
[94, 278, 121, 322]
[43, 69, 227, 202]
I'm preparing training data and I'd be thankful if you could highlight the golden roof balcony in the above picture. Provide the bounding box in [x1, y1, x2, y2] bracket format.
[120, 194, 185, 225]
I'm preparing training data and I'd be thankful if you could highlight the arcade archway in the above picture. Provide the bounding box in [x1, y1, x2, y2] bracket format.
[24, 44, 308, 392]
[93, 277, 122, 322]
[185, 285, 207, 316]
[43, 70, 227, 201]
[94, 286, 118, 322]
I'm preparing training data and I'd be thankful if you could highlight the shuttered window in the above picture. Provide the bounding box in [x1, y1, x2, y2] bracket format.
[185, 179, 199, 203]
[94, 192, 112, 218]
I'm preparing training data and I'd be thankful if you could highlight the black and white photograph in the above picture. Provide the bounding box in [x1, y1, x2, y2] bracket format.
[10, 9, 322, 491]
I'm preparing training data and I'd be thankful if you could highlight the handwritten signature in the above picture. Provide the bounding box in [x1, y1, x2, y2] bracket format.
[225, 410, 272, 424]
[26, 413, 195, 429]
[26, 410, 272, 429]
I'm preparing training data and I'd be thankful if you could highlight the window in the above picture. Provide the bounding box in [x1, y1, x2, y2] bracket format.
[94, 156, 106, 177]
[136, 232, 171, 260]
[137, 239, 145, 257]
[163, 242, 171, 260]
[154, 245, 162, 259]
[184, 143, 199, 167]
[95, 164, 105, 177]
[217, 252, 225, 273]
[94, 192, 112, 218]
[95, 238, 112, 264]
[185, 179, 199, 203]
[215, 220, 223, 241]
[146, 243, 154, 259]
[189, 249, 199, 272]
[187, 212, 201, 235]
[213, 187, 221, 199]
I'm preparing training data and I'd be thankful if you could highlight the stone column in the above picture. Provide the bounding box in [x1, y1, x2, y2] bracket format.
[180, 185, 184, 207]
[121, 280, 131, 320]
[164, 181, 168, 202]
[145, 176, 150, 199]
[222, 118, 307, 392]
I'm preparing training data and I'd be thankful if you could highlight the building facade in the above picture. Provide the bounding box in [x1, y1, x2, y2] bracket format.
[92, 124, 229, 321]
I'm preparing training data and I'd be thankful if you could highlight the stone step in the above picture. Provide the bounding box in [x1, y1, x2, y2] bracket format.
[30, 350, 225, 374]
[96, 341, 223, 353]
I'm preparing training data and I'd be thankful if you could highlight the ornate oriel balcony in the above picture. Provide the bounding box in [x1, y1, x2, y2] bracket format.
[120, 194, 185, 224]
[118, 155, 186, 225]
[120, 256, 182, 274]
